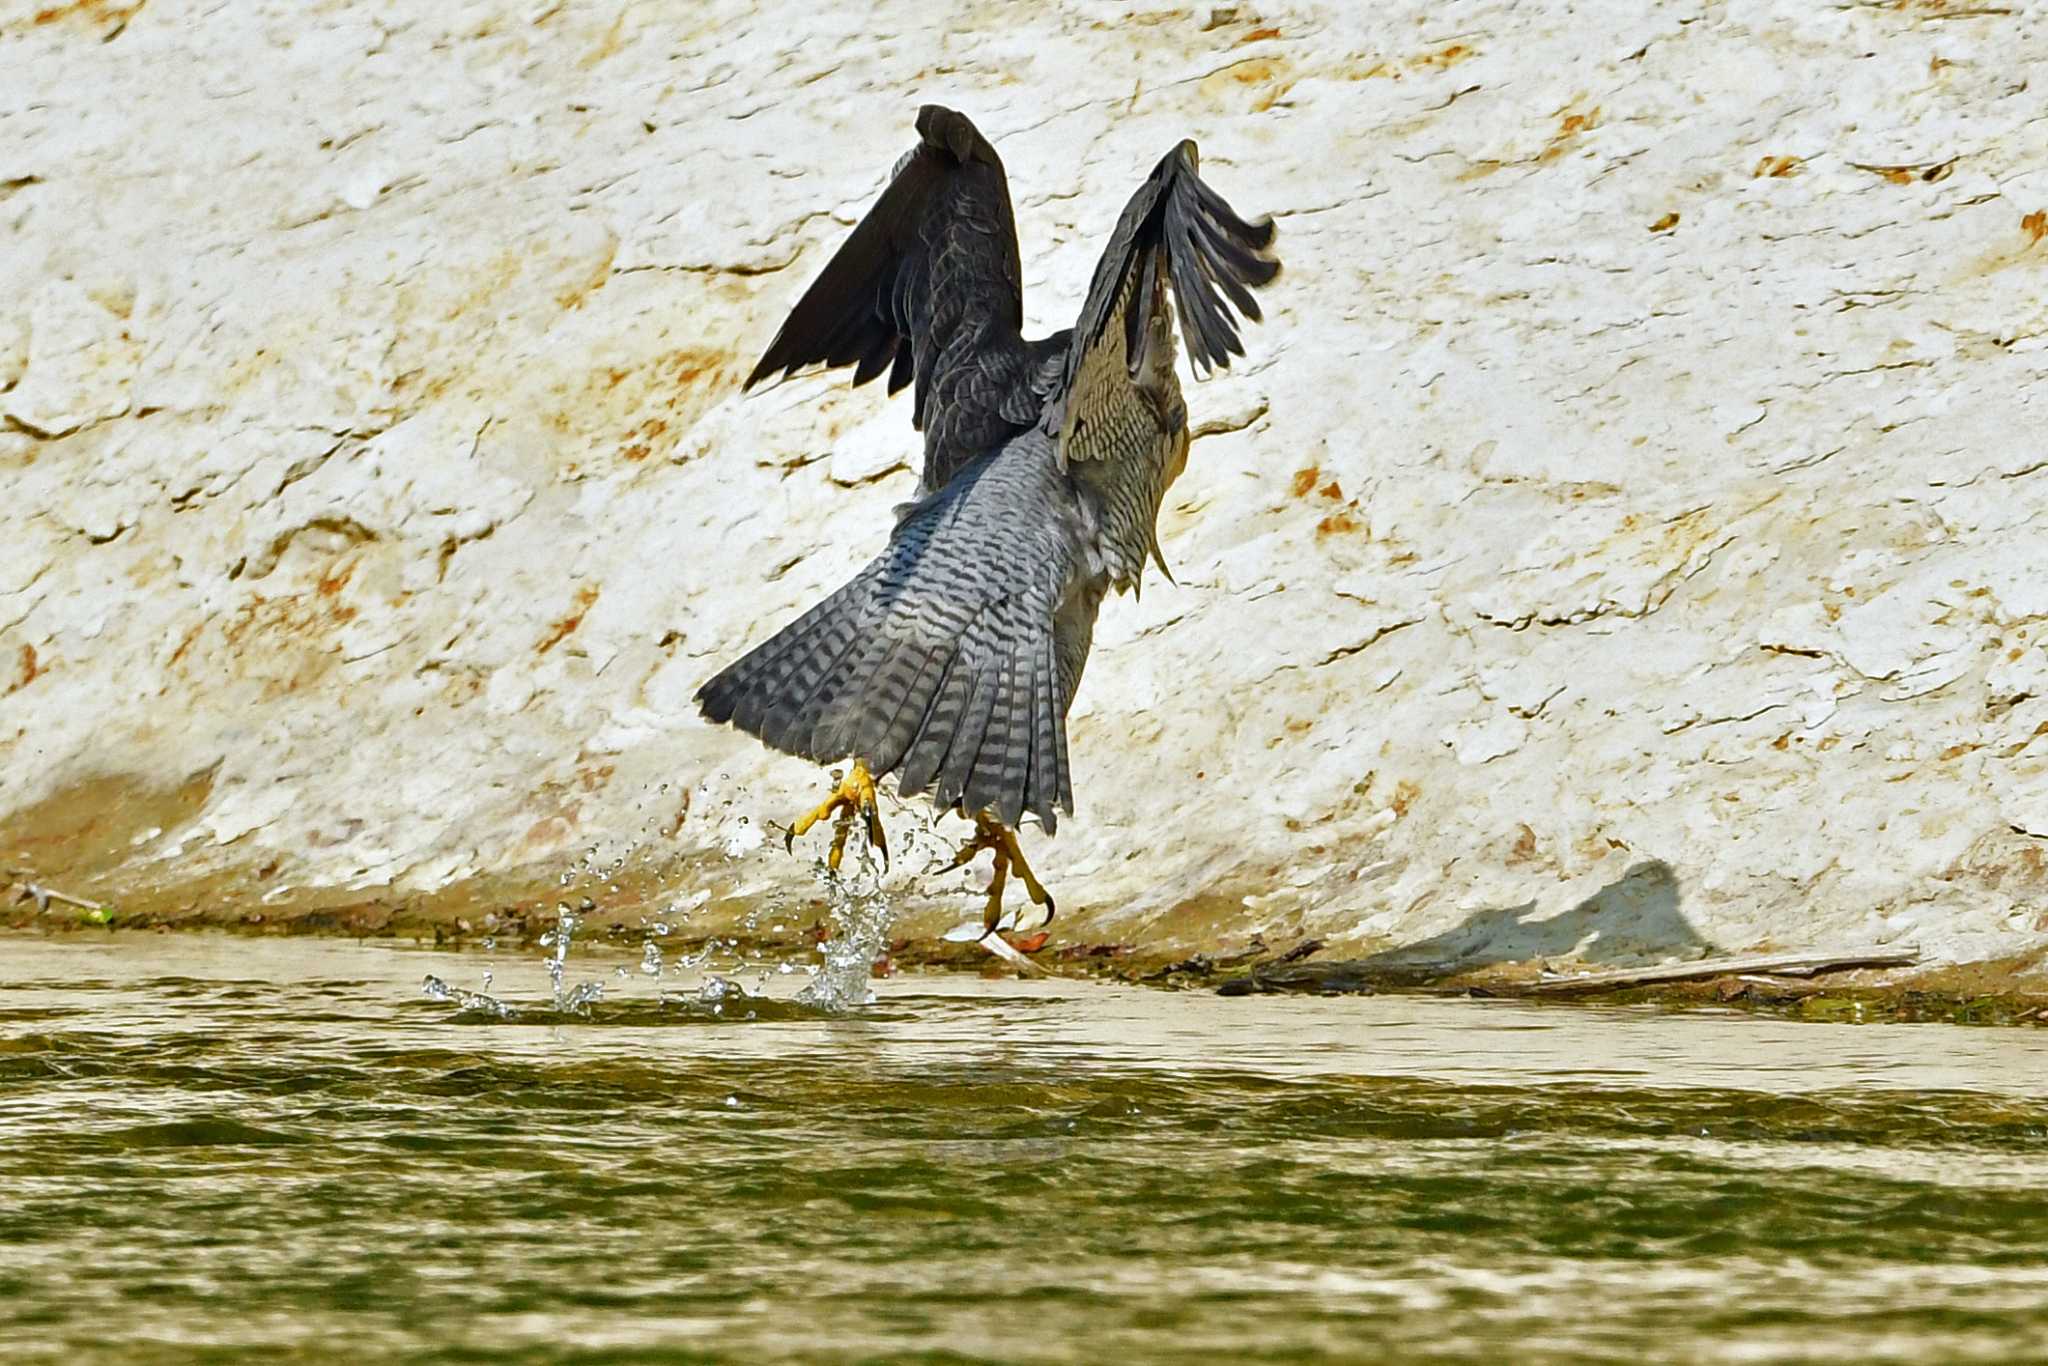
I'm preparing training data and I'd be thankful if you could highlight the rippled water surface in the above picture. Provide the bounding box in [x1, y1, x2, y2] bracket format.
[4, 935, 2048, 1363]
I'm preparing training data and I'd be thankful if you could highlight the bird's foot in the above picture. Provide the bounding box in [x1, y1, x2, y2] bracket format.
[934, 812, 1055, 934]
[785, 759, 888, 873]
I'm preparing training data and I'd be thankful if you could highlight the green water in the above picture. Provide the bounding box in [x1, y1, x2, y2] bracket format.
[3, 936, 2047, 1363]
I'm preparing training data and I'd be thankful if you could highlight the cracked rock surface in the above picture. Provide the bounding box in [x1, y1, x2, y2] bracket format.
[4, 0, 2047, 973]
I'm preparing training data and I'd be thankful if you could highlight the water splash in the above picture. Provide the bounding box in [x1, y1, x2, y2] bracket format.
[540, 899, 612, 1014]
[541, 903, 575, 1009]
[558, 980, 605, 1014]
[796, 844, 894, 1010]
[455, 772, 915, 1018]
[420, 973, 515, 1020]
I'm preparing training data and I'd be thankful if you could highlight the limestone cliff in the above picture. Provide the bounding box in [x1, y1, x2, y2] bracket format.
[4, 0, 2046, 975]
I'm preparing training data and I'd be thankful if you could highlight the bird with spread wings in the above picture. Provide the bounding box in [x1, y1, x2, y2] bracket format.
[697, 105, 1279, 938]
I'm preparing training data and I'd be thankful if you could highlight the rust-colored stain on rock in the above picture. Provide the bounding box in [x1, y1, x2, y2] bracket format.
[1289, 467, 1347, 507]
[1537, 106, 1600, 163]
[674, 352, 719, 385]
[6, 644, 40, 695]
[28, 0, 142, 30]
[621, 416, 668, 461]
[315, 558, 359, 598]
[1413, 42, 1473, 70]
[208, 566, 370, 703]
[166, 621, 204, 669]
[1344, 42, 1476, 80]
[519, 810, 580, 856]
[536, 585, 600, 654]
[1199, 56, 1294, 113]
[546, 347, 729, 464]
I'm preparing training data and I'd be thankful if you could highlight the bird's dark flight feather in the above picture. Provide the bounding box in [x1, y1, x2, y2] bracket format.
[744, 105, 1059, 494]
[1051, 139, 1279, 421]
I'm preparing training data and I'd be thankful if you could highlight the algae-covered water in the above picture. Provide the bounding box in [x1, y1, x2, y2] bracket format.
[4, 936, 2048, 1363]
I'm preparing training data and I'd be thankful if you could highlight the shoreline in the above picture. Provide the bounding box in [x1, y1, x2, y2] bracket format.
[9, 904, 2044, 1028]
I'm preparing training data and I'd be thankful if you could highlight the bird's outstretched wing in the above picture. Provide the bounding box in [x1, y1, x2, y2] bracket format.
[744, 105, 1047, 493]
[1042, 141, 1279, 464]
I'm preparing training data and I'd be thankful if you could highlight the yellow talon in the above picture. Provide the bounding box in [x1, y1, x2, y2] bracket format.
[785, 759, 888, 873]
[935, 812, 1055, 934]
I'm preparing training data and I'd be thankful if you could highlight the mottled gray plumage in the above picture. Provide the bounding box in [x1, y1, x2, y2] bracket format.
[699, 105, 1278, 835]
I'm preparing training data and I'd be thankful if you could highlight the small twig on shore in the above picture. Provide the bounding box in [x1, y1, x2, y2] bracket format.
[1273, 938, 1324, 965]
[1531, 944, 1922, 994]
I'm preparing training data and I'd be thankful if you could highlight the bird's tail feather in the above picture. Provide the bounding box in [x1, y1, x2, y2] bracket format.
[696, 572, 1068, 834]
[696, 565, 878, 747]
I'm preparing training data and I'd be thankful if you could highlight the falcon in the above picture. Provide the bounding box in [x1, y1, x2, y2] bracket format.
[697, 105, 1279, 938]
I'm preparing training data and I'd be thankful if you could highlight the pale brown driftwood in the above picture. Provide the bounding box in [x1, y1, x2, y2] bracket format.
[6, 868, 105, 914]
[1530, 945, 1921, 993]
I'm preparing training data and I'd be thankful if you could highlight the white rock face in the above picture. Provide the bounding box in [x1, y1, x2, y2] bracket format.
[4, 0, 2047, 971]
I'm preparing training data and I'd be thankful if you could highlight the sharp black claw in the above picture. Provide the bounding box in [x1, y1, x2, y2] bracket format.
[861, 802, 887, 872]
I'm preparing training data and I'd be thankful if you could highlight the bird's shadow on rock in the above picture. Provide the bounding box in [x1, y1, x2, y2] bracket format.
[1221, 859, 1714, 995]
[1370, 858, 1709, 973]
